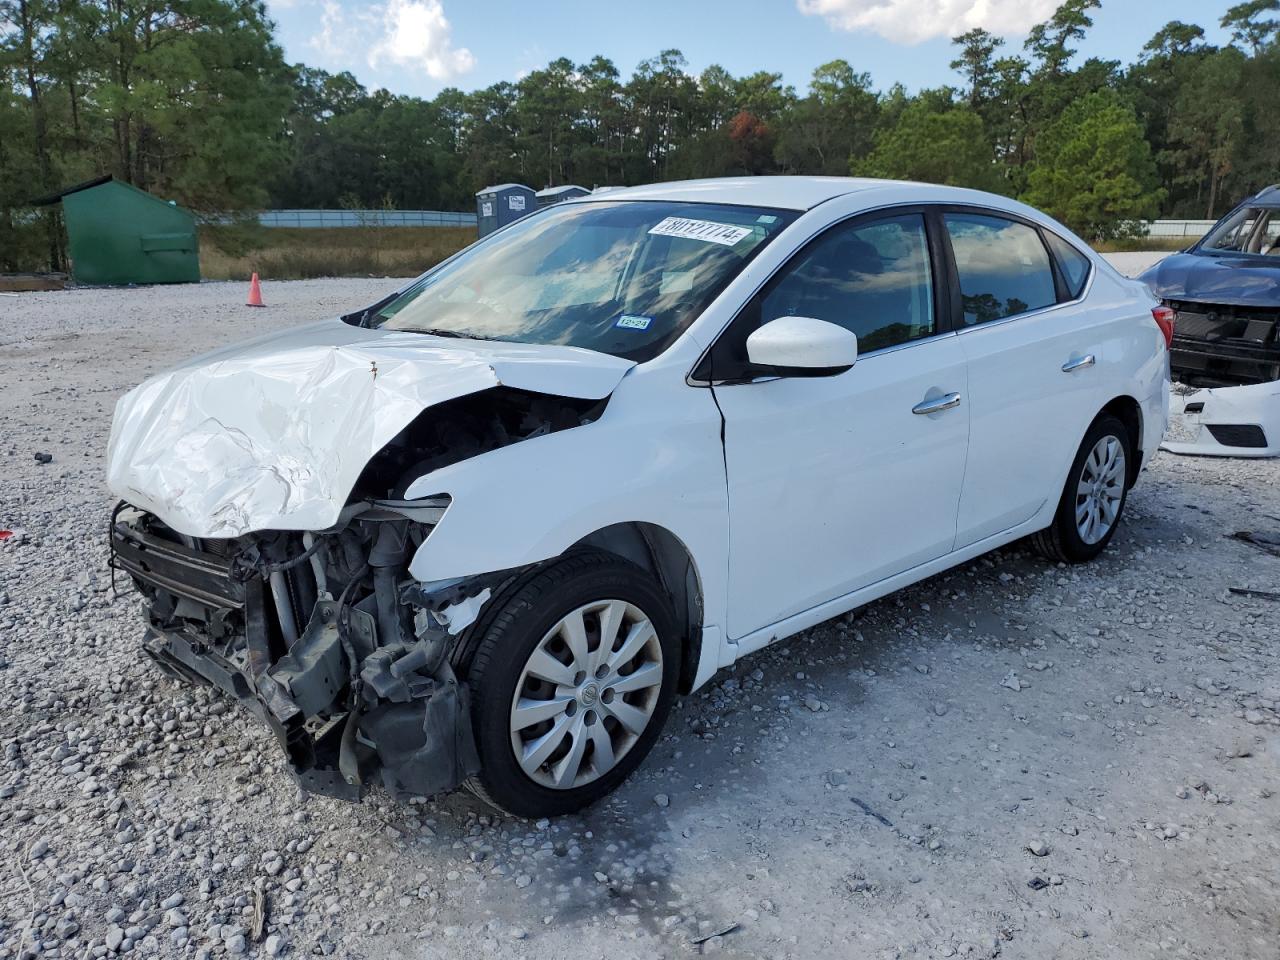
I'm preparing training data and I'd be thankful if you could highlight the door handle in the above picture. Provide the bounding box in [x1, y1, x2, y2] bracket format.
[1062, 354, 1096, 373]
[912, 392, 962, 415]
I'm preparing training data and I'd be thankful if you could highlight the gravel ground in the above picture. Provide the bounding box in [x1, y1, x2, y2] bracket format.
[2, 262, 1278, 960]
[1103, 251, 1169, 278]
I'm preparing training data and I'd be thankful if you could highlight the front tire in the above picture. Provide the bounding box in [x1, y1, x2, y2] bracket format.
[462, 551, 680, 818]
[1031, 413, 1132, 564]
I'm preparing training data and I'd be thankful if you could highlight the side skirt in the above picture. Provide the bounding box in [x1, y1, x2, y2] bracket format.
[723, 514, 1053, 665]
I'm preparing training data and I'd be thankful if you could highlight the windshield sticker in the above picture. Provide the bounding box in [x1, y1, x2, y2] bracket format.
[648, 217, 754, 246]
[660, 270, 694, 294]
[615, 314, 653, 330]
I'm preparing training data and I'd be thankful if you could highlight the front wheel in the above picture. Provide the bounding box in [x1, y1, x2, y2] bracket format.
[462, 551, 680, 817]
[1030, 413, 1132, 564]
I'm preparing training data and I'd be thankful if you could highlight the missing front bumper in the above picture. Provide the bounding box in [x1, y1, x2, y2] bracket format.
[143, 619, 480, 801]
[113, 507, 483, 802]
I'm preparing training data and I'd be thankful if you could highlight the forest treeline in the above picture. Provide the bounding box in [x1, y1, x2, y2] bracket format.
[2, 0, 1279, 270]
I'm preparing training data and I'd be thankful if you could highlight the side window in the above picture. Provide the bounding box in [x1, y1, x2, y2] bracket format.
[944, 213, 1057, 325]
[1261, 211, 1280, 254]
[1044, 232, 1092, 299]
[759, 213, 935, 352]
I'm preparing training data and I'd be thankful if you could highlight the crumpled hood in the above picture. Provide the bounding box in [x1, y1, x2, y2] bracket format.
[1139, 252, 1280, 308]
[106, 319, 634, 538]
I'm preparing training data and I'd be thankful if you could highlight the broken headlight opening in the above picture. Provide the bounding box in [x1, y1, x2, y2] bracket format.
[109, 496, 498, 801]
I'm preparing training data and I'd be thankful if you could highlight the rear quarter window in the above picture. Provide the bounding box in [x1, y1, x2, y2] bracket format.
[1044, 232, 1092, 299]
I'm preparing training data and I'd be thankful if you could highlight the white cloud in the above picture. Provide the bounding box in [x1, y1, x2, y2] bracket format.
[368, 0, 475, 80]
[310, 0, 345, 58]
[796, 0, 1060, 45]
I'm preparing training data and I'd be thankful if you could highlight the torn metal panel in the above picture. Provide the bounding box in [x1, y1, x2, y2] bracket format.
[106, 318, 633, 539]
[1162, 379, 1280, 458]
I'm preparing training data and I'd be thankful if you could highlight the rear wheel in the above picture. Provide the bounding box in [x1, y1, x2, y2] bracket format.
[463, 551, 679, 817]
[1031, 413, 1132, 564]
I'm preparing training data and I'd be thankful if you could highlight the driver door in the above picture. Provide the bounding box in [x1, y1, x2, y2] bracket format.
[702, 210, 970, 641]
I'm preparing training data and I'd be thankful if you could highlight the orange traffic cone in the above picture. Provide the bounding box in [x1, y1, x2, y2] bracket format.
[246, 272, 265, 307]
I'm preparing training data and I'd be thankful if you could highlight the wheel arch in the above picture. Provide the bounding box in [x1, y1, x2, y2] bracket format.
[449, 521, 707, 696]
[571, 522, 704, 695]
[1099, 395, 1143, 486]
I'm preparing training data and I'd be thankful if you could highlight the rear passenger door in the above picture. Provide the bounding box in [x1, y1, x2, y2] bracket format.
[944, 210, 1107, 547]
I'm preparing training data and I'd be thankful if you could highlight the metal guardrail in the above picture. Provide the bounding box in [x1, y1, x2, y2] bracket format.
[1144, 219, 1216, 239]
[256, 209, 477, 228]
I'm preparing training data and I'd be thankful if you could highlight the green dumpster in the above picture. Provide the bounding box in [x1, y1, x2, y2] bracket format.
[32, 175, 200, 285]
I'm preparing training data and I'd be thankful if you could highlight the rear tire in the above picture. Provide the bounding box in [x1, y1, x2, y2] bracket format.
[1031, 413, 1132, 564]
[462, 550, 680, 818]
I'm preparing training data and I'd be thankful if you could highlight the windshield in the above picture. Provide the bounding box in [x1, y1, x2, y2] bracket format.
[1199, 205, 1280, 256]
[368, 200, 797, 361]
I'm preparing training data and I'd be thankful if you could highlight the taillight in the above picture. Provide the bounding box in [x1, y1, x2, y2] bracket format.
[1152, 305, 1175, 349]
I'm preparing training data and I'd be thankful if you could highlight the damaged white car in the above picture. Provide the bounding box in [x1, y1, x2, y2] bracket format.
[107, 178, 1169, 816]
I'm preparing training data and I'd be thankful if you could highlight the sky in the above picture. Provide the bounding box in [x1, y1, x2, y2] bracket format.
[264, 0, 1238, 99]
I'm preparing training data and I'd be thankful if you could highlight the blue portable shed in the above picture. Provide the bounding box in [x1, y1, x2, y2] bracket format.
[476, 184, 536, 238]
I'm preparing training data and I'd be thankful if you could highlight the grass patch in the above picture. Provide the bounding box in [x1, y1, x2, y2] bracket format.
[1093, 236, 1193, 253]
[197, 224, 1192, 281]
[199, 225, 476, 281]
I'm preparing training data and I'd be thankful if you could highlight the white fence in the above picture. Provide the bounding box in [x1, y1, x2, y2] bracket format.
[256, 209, 476, 228]
[1144, 219, 1216, 239]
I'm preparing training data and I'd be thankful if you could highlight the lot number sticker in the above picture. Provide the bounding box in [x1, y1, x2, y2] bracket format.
[615, 314, 653, 330]
[648, 217, 753, 246]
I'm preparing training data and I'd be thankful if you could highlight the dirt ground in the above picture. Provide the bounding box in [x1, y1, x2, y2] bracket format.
[1, 260, 1278, 960]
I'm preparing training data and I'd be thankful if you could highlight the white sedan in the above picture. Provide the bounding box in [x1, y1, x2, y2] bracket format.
[107, 177, 1170, 816]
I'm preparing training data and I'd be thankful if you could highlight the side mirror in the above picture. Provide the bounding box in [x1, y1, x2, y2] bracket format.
[745, 316, 858, 377]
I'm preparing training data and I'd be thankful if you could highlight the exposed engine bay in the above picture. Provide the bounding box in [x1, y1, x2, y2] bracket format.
[109, 386, 606, 800]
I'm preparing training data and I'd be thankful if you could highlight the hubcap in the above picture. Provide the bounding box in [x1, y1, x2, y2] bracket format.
[509, 599, 663, 790]
[1075, 434, 1126, 545]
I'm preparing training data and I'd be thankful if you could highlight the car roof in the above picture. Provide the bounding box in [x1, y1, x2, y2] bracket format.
[571, 176, 1069, 220]
[1247, 184, 1280, 207]
[575, 176, 908, 211]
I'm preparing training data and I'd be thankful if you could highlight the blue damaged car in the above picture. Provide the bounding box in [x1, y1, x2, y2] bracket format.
[1140, 185, 1280, 388]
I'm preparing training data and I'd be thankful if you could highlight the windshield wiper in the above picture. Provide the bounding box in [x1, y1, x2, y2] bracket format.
[414, 328, 497, 341]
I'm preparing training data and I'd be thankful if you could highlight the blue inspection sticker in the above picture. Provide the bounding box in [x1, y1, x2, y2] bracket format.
[615, 314, 653, 330]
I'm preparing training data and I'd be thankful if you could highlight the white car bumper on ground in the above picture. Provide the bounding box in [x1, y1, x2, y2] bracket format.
[1161, 379, 1280, 458]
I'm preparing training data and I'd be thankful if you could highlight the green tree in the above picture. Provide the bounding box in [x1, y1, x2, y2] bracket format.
[625, 49, 698, 180]
[1124, 22, 1214, 216]
[1221, 0, 1279, 53]
[6, 1, 1280, 271]
[1163, 48, 1248, 218]
[576, 56, 626, 186]
[1022, 90, 1163, 239]
[950, 28, 1003, 108]
[1025, 0, 1100, 78]
[855, 97, 1001, 191]
[776, 59, 879, 175]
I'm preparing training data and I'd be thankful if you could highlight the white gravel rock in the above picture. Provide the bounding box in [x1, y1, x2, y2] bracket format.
[1, 272, 1275, 960]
